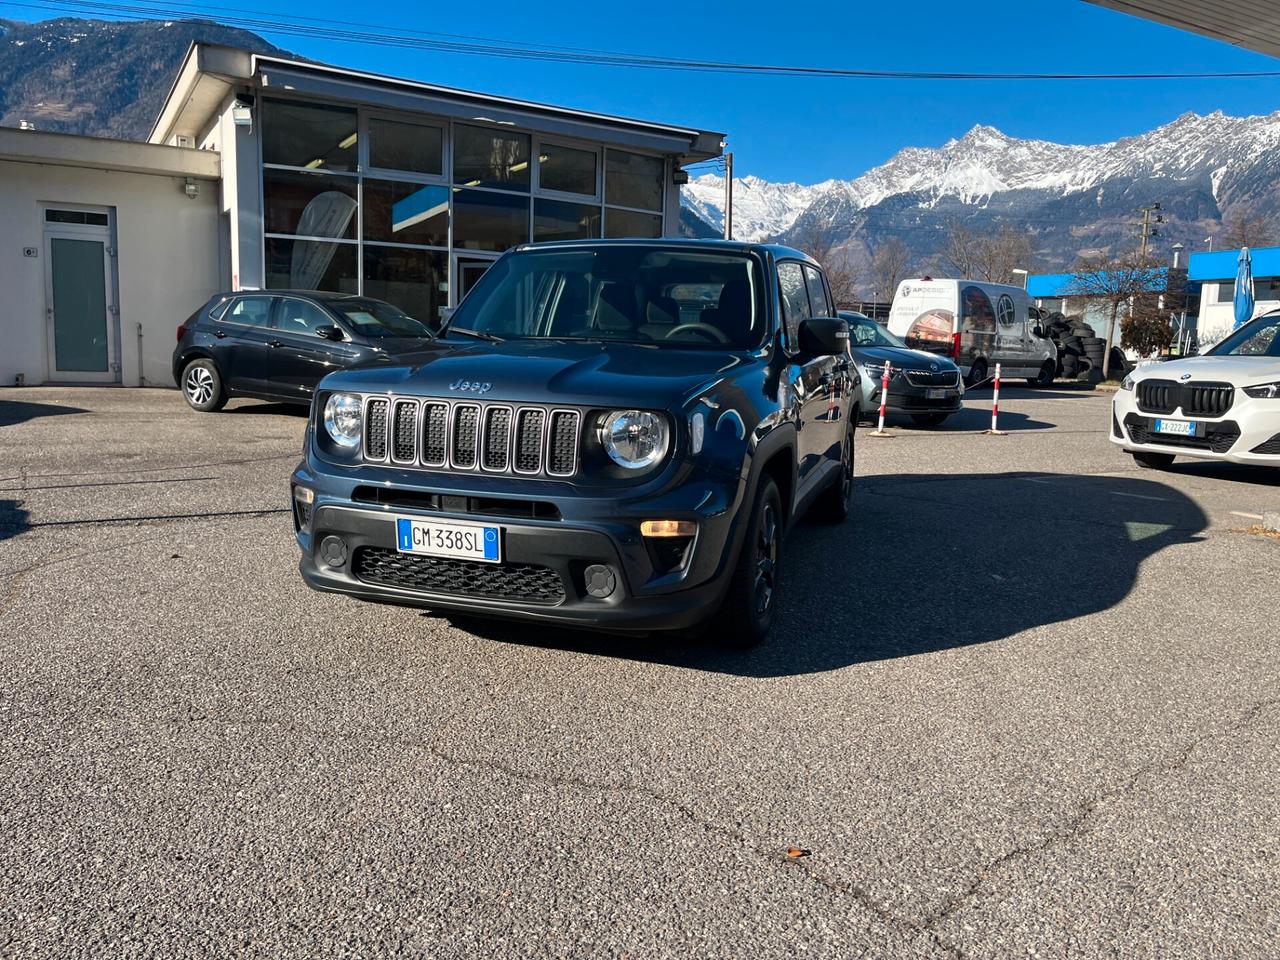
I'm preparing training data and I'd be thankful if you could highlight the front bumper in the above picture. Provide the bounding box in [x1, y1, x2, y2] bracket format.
[290, 456, 747, 632]
[860, 375, 963, 416]
[1110, 389, 1280, 465]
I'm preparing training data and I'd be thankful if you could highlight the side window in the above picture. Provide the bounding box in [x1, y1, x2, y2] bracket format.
[276, 298, 335, 336]
[802, 264, 832, 318]
[223, 296, 274, 328]
[777, 261, 812, 345]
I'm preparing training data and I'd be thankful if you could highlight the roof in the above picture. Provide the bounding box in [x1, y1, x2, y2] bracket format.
[514, 237, 818, 262]
[1028, 267, 1171, 298]
[1084, 1, 1280, 59]
[0, 126, 220, 180]
[1189, 246, 1280, 281]
[150, 43, 724, 162]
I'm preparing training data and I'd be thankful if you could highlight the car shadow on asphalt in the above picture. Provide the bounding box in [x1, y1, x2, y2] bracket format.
[0, 400, 89, 426]
[1158, 461, 1280, 488]
[0, 500, 31, 543]
[225, 401, 310, 417]
[440, 471, 1207, 677]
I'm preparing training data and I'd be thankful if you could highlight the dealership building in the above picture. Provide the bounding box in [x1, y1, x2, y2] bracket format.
[1, 43, 723, 388]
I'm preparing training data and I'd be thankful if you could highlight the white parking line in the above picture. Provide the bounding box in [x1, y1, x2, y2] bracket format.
[1110, 491, 1169, 502]
[1231, 511, 1264, 521]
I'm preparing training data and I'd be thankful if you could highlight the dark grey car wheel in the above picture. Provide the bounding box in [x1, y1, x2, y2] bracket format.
[720, 475, 783, 648]
[182, 359, 227, 412]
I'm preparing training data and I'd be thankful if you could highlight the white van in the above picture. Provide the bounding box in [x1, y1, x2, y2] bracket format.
[887, 278, 1057, 386]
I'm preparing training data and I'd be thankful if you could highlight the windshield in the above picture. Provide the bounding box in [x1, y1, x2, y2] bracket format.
[845, 315, 907, 348]
[445, 246, 767, 350]
[1206, 312, 1280, 357]
[333, 299, 433, 338]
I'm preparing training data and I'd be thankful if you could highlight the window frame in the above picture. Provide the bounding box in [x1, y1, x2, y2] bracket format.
[362, 109, 448, 184]
[776, 259, 814, 354]
[533, 135, 603, 203]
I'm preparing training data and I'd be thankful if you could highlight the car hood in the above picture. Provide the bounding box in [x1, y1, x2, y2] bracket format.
[1135, 354, 1280, 386]
[852, 345, 957, 370]
[325, 338, 753, 408]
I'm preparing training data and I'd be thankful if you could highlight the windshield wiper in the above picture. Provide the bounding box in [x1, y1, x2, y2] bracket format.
[446, 326, 505, 344]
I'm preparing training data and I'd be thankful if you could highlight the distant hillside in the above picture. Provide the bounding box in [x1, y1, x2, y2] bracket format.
[0, 16, 283, 139]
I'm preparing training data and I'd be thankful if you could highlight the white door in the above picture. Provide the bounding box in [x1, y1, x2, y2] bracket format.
[43, 207, 119, 383]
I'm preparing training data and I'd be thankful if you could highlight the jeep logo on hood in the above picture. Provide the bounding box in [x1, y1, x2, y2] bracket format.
[449, 378, 492, 395]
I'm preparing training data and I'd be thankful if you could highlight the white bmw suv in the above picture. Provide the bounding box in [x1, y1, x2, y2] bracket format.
[1112, 310, 1280, 469]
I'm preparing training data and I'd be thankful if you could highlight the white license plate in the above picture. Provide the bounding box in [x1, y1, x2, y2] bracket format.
[1154, 418, 1196, 437]
[395, 517, 501, 563]
[926, 388, 953, 399]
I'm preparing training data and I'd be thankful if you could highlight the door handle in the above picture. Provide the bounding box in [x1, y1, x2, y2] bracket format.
[213, 329, 227, 339]
[267, 339, 283, 348]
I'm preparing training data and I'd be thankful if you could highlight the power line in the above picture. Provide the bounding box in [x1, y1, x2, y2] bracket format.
[8, 0, 1280, 81]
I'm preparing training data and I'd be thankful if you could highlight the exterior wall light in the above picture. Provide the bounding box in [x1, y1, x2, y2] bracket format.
[183, 178, 200, 200]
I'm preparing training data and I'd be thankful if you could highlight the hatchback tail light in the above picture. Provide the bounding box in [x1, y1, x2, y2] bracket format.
[951, 332, 961, 359]
[176, 323, 187, 343]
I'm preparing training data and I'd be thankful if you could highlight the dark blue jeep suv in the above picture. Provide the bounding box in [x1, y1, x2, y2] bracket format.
[291, 240, 860, 644]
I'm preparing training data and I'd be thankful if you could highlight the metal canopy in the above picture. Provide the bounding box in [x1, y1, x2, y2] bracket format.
[1086, 0, 1280, 58]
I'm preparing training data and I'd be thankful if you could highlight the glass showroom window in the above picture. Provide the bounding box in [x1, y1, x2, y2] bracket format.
[262, 99, 358, 172]
[367, 117, 443, 177]
[538, 142, 598, 198]
[603, 149, 665, 238]
[363, 246, 448, 324]
[263, 169, 358, 239]
[363, 180, 449, 247]
[454, 125, 531, 191]
[264, 237, 359, 294]
[534, 199, 601, 243]
[454, 189, 530, 252]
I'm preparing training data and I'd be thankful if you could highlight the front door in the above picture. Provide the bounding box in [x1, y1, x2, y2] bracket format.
[454, 256, 497, 306]
[43, 207, 118, 383]
[268, 296, 363, 400]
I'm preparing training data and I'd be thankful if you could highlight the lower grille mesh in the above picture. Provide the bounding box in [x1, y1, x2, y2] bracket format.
[1252, 433, 1280, 455]
[1123, 415, 1240, 454]
[352, 547, 565, 604]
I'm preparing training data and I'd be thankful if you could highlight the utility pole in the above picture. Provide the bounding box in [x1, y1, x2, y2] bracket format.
[1138, 202, 1163, 258]
[722, 151, 734, 241]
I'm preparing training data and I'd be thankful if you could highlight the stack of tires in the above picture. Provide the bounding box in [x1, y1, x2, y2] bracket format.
[1041, 313, 1129, 381]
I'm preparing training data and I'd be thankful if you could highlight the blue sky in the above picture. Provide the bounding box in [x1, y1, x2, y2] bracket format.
[19, 0, 1280, 182]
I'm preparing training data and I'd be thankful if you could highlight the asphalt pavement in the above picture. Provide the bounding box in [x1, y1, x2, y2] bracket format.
[1, 385, 1277, 959]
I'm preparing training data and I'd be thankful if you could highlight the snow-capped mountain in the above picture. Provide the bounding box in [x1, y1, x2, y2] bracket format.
[682, 111, 1280, 269]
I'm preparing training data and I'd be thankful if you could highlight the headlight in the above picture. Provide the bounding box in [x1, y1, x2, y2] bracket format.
[1244, 381, 1280, 399]
[600, 410, 669, 470]
[323, 392, 363, 449]
[1120, 373, 1135, 391]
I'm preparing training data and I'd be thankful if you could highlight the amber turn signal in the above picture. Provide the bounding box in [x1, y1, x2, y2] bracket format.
[640, 520, 697, 538]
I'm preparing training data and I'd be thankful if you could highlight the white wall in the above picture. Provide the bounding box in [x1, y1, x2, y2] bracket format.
[0, 159, 221, 387]
[1197, 281, 1280, 346]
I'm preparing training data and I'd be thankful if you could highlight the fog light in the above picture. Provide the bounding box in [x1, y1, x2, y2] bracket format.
[320, 535, 347, 568]
[640, 520, 697, 538]
[583, 564, 617, 599]
[294, 485, 315, 504]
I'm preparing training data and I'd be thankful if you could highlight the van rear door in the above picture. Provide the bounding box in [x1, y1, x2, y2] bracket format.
[889, 280, 956, 356]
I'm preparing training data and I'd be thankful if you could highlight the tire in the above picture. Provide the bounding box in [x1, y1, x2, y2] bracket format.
[1026, 361, 1055, 387]
[910, 413, 949, 427]
[181, 358, 227, 412]
[719, 475, 783, 648]
[966, 358, 989, 388]
[812, 421, 856, 523]
[1132, 451, 1175, 469]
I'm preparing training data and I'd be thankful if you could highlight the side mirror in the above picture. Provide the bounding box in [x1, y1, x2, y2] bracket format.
[315, 325, 345, 342]
[798, 317, 850, 357]
[1032, 324, 1044, 338]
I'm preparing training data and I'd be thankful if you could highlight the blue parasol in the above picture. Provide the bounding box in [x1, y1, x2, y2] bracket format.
[1234, 246, 1255, 329]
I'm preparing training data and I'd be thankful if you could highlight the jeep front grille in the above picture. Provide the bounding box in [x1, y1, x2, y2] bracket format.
[362, 396, 581, 478]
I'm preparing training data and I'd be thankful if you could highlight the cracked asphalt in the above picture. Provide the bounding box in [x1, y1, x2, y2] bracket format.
[2, 385, 1278, 959]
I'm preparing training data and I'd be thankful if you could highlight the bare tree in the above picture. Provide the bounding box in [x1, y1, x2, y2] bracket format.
[1220, 210, 1274, 249]
[941, 221, 980, 279]
[871, 237, 913, 302]
[791, 220, 862, 308]
[941, 222, 1032, 284]
[1066, 249, 1164, 378]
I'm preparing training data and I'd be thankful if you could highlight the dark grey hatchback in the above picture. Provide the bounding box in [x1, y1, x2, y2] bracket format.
[172, 291, 433, 412]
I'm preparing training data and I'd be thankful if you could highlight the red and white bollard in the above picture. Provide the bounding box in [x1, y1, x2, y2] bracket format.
[871, 360, 893, 436]
[986, 362, 1008, 435]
